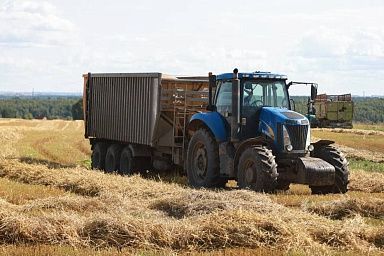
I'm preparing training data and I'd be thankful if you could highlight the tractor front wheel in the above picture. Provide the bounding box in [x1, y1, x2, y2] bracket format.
[237, 145, 278, 192]
[310, 145, 349, 194]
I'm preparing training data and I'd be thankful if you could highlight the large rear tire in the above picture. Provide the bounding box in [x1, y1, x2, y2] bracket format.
[310, 145, 349, 194]
[237, 145, 278, 192]
[186, 129, 226, 188]
[105, 144, 122, 173]
[91, 143, 107, 170]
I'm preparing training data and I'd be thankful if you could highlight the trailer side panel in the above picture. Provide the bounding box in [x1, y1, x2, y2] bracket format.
[85, 73, 161, 146]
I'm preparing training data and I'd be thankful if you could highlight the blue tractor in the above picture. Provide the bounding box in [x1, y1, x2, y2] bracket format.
[186, 69, 349, 194]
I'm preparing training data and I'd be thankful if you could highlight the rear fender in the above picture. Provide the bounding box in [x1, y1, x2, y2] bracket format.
[188, 112, 228, 142]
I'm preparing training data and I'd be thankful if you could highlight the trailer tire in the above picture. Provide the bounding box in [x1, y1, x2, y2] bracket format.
[119, 146, 135, 175]
[310, 145, 349, 194]
[187, 129, 226, 188]
[237, 145, 278, 192]
[105, 144, 122, 173]
[91, 143, 107, 170]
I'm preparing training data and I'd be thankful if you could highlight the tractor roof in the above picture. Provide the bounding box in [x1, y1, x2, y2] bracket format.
[216, 71, 287, 81]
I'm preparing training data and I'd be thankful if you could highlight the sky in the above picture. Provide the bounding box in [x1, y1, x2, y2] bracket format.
[0, 0, 383, 95]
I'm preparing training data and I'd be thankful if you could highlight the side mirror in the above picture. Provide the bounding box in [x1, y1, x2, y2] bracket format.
[290, 99, 296, 111]
[311, 84, 318, 100]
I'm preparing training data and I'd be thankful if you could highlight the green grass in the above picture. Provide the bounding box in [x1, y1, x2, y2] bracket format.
[349, 158, 384, 173]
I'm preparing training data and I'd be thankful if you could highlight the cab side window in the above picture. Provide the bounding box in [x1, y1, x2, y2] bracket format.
[215, 81, 232, 115]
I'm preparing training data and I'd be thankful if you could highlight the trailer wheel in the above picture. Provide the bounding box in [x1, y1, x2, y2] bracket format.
[91, 143, 107, 170]
[310, 145, 349, 194]
[105, 144, 122, 173]
[186, 129, 226, 188]
[237, 145, 278, 192]
[119, 146, 134, 175]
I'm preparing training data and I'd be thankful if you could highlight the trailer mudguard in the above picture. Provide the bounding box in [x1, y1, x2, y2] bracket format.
[188, 112, 228, 142]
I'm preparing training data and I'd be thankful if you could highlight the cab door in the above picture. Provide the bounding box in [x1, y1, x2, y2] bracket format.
[215, 81, 233, 125]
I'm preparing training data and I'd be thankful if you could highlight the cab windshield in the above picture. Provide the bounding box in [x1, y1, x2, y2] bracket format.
[243, 80, 289, 108]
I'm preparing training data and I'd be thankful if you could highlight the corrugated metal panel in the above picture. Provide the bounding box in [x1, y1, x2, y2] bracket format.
[86, 73, 161, 146]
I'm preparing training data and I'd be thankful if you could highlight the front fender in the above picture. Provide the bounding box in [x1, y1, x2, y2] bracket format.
[188, 112, 228, 142]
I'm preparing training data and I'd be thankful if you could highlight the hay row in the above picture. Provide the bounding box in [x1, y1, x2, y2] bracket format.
[0, 159, 383, 252]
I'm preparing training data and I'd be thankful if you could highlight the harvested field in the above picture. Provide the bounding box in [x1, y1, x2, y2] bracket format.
[312, 128, 384, 156]
[0, 119, 383, 255]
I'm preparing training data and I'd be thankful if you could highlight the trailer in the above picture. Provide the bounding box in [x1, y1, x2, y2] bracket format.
[83, 73, 209, 172]
[83, 70, 349, 194]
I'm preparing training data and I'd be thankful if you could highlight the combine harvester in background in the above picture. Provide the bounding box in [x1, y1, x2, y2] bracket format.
[288, 82, 354, 129]
[83, 69, 349, 194]
[313, 93, 354, 129]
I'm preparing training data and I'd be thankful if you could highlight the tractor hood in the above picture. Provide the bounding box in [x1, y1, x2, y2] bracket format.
[259, 107, 309, 145]
[260, 107, 309, 126]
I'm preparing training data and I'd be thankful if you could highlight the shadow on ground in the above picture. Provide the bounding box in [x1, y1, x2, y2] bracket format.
[18, 157, 77, 169]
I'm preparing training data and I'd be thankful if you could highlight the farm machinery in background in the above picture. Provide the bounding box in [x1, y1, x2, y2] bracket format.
[83, 69, 349, 194]
[288, 82, 354, 129]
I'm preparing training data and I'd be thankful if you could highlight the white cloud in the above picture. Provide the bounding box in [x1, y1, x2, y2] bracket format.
[0, 0, 76, 47]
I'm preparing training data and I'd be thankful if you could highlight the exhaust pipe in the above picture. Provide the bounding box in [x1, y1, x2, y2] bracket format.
[231, 68, 240, 142]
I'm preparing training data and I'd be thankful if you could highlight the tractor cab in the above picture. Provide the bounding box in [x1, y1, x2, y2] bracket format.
[209, 69, 311, 155]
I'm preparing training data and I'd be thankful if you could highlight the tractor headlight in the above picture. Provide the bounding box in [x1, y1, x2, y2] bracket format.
[282, 125, 292, 150]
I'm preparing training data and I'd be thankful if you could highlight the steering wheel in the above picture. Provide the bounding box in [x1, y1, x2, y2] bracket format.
[250, 99, 263, 107]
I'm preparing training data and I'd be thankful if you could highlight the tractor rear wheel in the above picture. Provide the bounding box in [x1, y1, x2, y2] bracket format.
[237, 145, 278, 192]
[186, 129, 226, 188]
[105, 144, 122, 173]
[310, 145, 349, 194]
[91, 142, 107, 170]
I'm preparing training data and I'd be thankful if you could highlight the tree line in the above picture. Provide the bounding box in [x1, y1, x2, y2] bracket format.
[0, 96, 83, 120]
[0, 96, 383, 123]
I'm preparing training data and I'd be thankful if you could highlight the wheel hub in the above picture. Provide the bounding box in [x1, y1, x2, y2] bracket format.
[243, 160, 257, 185]
[245, 167, 255, 184]
[194, 147, 207, 178]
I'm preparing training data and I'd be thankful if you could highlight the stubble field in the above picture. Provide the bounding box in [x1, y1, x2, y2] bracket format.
[0, 119, 383, 255]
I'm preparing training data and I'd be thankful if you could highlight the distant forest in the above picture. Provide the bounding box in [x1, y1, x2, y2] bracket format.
[0, 95, 383, 123]
[0, 96, 83, 120]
